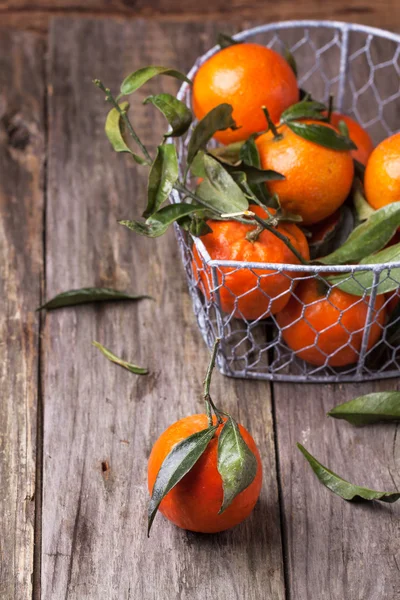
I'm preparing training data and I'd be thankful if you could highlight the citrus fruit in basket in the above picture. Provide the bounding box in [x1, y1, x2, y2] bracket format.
[364, 132, 400, 210]
[256, 120, 354, 225]
[329, 112, 374, 166]
[276, 279, 386, 367]
[148, 414, 262, 533]
[192, 43, 299, 145]
[192, 205, 310, 321]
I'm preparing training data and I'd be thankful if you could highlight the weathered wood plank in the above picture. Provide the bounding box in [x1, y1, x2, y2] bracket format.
[274, 379, 400, 599]
[0, 2, 399, 36]
[0, 29, 45, 600]
[42, 18, 284, 599]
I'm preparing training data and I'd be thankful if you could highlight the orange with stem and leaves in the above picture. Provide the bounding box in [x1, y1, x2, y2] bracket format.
[256, 115, 355, 225]
[147, 339, 262, 534]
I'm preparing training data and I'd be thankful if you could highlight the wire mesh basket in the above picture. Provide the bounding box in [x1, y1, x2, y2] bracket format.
[171, 20, 400, 383]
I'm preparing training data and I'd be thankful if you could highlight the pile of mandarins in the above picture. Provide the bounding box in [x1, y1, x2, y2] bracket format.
[191, 41, 400, 368]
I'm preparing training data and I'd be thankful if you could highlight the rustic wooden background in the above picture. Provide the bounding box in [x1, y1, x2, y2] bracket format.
[0, 3, 399, 600]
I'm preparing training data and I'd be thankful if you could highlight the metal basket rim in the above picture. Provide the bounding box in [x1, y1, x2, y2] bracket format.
[174, 20, 400, 275]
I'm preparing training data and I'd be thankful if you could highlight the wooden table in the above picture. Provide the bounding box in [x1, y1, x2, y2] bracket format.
[1, 16, 399, 600]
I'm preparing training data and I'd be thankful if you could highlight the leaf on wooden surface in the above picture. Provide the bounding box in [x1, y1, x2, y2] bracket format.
[298, 443, 400, 503]
[143, 144, 179, 218]
[328, 391, 400, 425]
[38, 288, 152, 310]
[148, 426, 217, 535]
[217, 416, 258, 513]
[120, 66, 191, 96]
[144, 93, 192, 138]
[93, 341, 148, 375]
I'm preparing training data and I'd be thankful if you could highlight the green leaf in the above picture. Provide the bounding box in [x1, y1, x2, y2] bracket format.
[328, 242, 400, 296]
[217, 416, 258, 513]
[120, 203, 202, 238]
[337, 119, 350, 138]
[231, 164, 284, 185]
[309, 205, 354, 260]
[284, 46, 298, 77]
[240, 136, 261, 168]
[320, 202, 400, 265]
[209, 141, 244, 166]
[352, 182, 375, 223]
[104, 102, 148, 165]
[195, 153, 249, 214]
[239, 136, 271, 205]
[287, 121, 357, 150]
[120, 66, 191, 96]
[143, 144, 179, 218]
[148, 426, 217, 535]
[280, 100, 327, 124]
[298, 443, 400, 503]
[144, 93, 192, 138]
[186, 104, 238, 172]
[328, 392, 400, 425]
[92, 341, 148, 375]
[217, 33, 241, 49]
[38, 287, 151, 310]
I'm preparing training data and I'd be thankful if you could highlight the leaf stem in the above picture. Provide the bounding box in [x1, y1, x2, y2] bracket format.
[93, 79, 152, 164]
[262, 106, 282, 140]
[203, 338, 223, 426]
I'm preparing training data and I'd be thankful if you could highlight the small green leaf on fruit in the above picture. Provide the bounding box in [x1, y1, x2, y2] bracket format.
[328, 391, 400, 425]
[217, 416, 258, 513]
[148, 426, 217, 535]
[92, 341, 148, 375]
[298, 443, 400, 503]
[287, 121, 357, 150]
[280, 100, 327, 124]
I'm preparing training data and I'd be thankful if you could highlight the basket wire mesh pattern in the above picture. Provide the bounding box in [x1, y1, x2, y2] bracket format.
[172, 21, 400, 383]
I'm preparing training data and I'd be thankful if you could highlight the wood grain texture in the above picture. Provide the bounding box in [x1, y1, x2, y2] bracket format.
[41, 18, 284, 599]
[274, 379, 400, 599]
[0, 0, 399, 35]
[0, 29, 45, 600]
